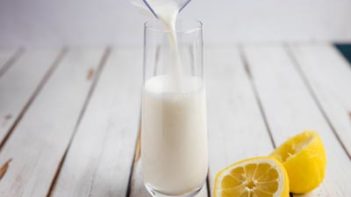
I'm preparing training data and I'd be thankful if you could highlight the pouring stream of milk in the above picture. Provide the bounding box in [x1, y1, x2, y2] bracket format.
[144, 0, 185, 91]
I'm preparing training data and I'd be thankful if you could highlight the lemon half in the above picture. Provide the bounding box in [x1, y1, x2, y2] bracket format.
[271, 131, 326, 193]
[214, 157, 289, 197]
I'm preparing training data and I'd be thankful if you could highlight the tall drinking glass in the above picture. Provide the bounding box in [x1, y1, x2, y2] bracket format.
[141, 19, 208, 197]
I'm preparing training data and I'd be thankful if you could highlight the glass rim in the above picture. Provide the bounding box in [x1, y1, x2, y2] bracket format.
[144, 19, 203, 33]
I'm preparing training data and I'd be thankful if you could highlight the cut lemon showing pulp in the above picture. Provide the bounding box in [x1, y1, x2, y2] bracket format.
[271, 131, 326, 193]
[214, 157, 289, 197]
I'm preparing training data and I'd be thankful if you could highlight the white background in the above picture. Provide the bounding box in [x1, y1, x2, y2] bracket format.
[0, 0, 351, 47]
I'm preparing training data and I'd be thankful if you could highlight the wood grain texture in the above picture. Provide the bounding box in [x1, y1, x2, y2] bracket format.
[0, 45, 350, 196]
[243, 45, 351, 196]
[0, 48, 105, 196]
[205, 47, 274, 194]
[289, 44, 351, 157]
[0, 49, 62, 144]
[0, 159, 12, 180]
[51, 49, 141, 197]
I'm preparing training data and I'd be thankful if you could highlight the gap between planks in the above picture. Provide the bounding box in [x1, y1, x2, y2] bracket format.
[47, 47, 111, 197]
[0, 48, 67, 151]
[284, 45, 351, 160]
[286, 44, 351, 159]
[205, 47, 275, 196]
[49, 48, 142, 197]
[125, 118, 141, 197]
[0, 48, 24, 78]
[238, 45, 277, 149]
[238, 46, 296, 197]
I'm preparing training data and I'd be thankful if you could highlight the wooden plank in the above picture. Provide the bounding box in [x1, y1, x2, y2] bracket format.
[0, 48, 21, 77]
[0, 49, 62, 145]
[243, 45, 351, 196]
[51, 49, 141, 197]
[205, 47, 274, 195]
[289, 44, 351, 156]
[0, 48, 106, 196]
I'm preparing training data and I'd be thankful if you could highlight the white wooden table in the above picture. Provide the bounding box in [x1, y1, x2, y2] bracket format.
[0, 44, 351, 197]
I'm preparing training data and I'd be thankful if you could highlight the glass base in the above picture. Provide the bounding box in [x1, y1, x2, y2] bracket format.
[145, 183, 204, 197]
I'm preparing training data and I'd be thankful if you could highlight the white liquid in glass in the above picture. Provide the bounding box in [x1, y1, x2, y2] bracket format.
[142, 76, 208, 195]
